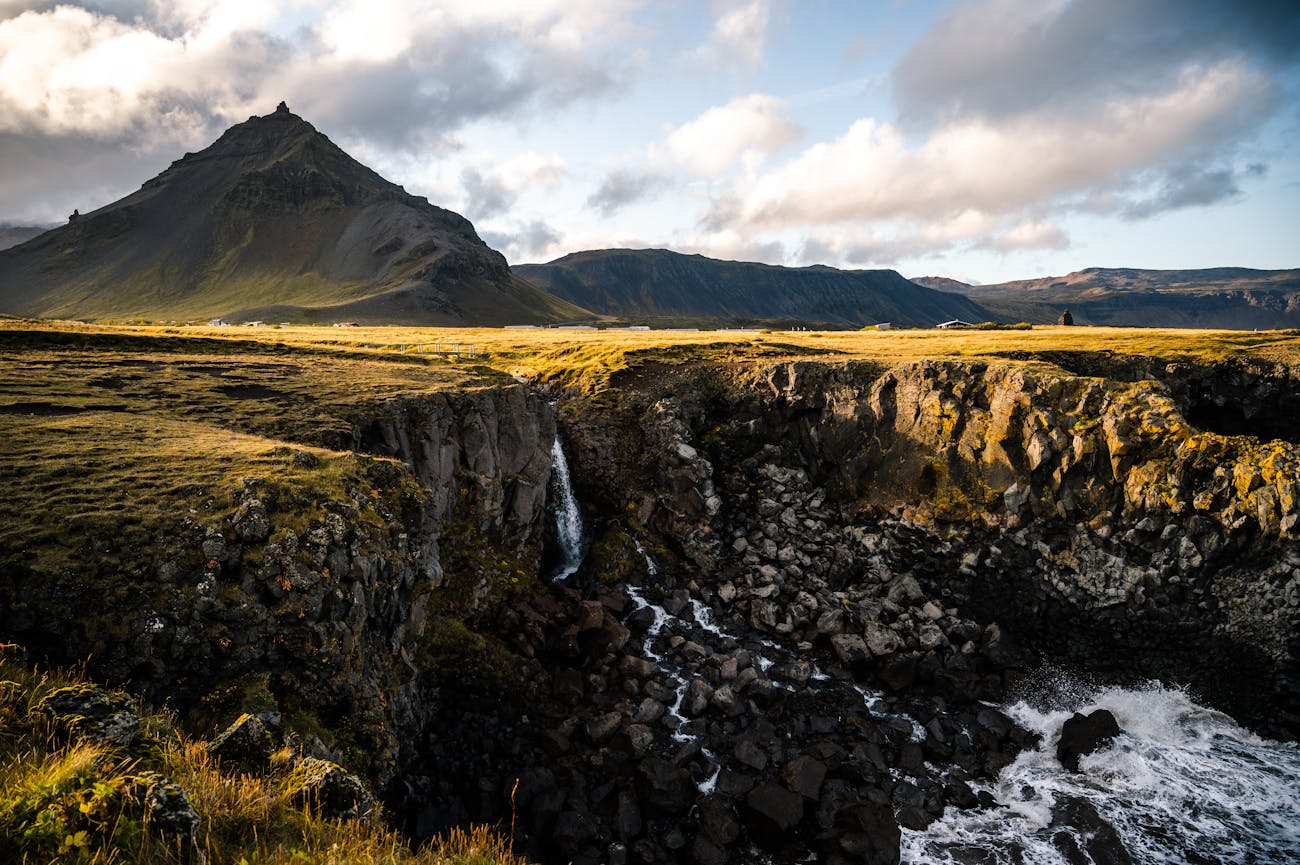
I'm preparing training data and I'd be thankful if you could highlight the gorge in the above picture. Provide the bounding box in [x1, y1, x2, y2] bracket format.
[1, 324, 1298, 864]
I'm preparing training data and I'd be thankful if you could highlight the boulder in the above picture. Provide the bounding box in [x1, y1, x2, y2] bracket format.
[745, 782, 805, 840]
[781, 755, 827, 800]
[1057, 709, 1122, 773]
[286, 757, 375, 820]
[36, 684, 140, 747]
[864, 622, 904, 657]
[831, 633, 870, 667]
[207, 712, 275, 772]
[130, 772, 201, 859]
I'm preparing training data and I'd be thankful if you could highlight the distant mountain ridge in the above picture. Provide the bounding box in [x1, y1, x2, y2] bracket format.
[940, 267, 1300, 329]
[0, 103, 587, 325]
[513, 248, 991, 327]
[0, 223, 53, 252]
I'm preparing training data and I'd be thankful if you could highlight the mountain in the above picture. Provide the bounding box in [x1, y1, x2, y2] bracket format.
[910, 275, 973, 294]
[0, 103, 588, 325]
[943, 267, 1300, 329]
[512, 248, 991, 328]
[0, 223, 53, 251]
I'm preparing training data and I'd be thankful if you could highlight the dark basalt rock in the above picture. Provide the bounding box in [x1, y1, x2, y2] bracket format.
[1057, 709, 1122, 773]
[36, 684, 140, 748]
[207, 712, 275, 772]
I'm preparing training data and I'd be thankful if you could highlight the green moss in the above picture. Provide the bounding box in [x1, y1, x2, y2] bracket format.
[417, 617, 522, 696]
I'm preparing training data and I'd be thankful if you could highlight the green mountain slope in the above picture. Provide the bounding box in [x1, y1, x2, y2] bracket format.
[0, 104, 588, 326]
[941, 267, 1300, 328]
[512, 248, 992, 327]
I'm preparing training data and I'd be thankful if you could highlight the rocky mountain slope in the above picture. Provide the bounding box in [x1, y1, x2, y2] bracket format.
[513, 248, 992, 327]
[934, 267, 1300, 328]
[0, 104, 588, 326]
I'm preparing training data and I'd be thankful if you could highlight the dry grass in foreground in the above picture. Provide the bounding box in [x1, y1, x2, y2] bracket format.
[0, 647, 529, 865]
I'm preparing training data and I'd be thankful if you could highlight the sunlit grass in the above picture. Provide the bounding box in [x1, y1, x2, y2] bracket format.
[0, 651, 530, 865]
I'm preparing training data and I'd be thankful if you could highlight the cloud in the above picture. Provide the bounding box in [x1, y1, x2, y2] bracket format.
[707, 61, 1274, 237]
[460, 153, 565, 220]
[0, 0, 639, 218]
[979, 220, 1070, 253]
[893, 0, 1300, 128]
[0, 1, 643, 147]
[662, 93, 801, 175]
[692, 0, 771, 70]
[1121, 164, 1251, 220]
[586, 168, 670, 216]
[482, 219, 563, 264]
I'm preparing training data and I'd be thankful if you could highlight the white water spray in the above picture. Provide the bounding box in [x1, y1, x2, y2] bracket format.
[549, 436, 585, 581]
[902, 679, 1300, 864]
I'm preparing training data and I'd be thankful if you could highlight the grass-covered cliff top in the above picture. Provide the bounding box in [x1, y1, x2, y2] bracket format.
[3, 317, 1297, 572]
[0, 646, 525, 865]
[7, 317, 1298, 391]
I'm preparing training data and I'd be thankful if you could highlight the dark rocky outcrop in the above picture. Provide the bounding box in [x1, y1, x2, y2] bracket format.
[2, 348, 1298, 865]
[1057, 709, 1122, 773]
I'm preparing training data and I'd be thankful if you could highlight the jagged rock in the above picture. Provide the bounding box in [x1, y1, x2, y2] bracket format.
[745, 782, 805, 838]
[129, 772, 202, 860]
[615, 789, 643, 839]
[286, 757, 375, 820]
[36, 685, 140, 747]
[208, 712, 275, 772]
[638, 757, 693, 812]
[586, 711, 623, 744]
[781, 755, 826, 800]
[831, 633, 870, 667]
[864, 622, 904, 657]
[1057, 709, 1122, 772]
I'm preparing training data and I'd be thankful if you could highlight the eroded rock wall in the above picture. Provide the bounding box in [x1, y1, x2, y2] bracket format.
[561, 358, 1300, 737]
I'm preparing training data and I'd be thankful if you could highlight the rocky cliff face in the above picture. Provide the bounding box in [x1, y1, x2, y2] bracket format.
[3, 351, 1297, 865]
[0, 383, 556, 796]
[560, 357, 1300, 738]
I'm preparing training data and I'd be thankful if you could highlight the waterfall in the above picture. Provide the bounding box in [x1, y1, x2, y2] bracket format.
[549, 436, 585, 581]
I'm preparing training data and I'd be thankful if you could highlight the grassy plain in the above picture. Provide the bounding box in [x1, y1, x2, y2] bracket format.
[4, 317, 1295, 567]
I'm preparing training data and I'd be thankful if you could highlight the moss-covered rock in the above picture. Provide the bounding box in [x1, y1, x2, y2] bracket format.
[35, 684, 140, 748]
[284, 756, 375, 821]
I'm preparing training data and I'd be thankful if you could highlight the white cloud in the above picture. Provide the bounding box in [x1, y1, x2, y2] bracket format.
[710, 61, 1272, 233]
[662, 93, 801, 175]
[980, 220, 1070, 253]
[693, 0, 771, 70]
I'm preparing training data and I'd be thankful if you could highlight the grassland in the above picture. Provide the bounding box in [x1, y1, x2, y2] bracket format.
[0, 647, 528, 865]
[4, 316, 1295, 570]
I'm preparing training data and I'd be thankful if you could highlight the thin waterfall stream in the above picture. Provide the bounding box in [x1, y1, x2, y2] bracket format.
[548, 435, 586, 581]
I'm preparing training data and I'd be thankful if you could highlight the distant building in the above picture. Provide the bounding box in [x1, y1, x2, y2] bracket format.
[332, 321, 358, 327]
[504, 325, 542, 330]
[936, 319, 975, 329]
[207, 318, 229, 327]
[243, 321, 265, 326]
[1059, 309, 1075, 326]
[876, 322, 891, 331]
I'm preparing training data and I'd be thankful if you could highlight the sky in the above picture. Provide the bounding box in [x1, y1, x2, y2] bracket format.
[0, 0, 1297, 284]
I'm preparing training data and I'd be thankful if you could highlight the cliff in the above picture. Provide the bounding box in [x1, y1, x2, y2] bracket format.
[2, 323, 1298, 865]
[559, 355, 1300, 737]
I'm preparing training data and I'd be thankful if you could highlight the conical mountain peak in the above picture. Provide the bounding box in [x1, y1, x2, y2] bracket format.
[0, 109, 588, 326]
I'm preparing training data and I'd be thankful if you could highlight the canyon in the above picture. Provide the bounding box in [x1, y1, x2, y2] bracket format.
[0, 324, 1297, 864]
